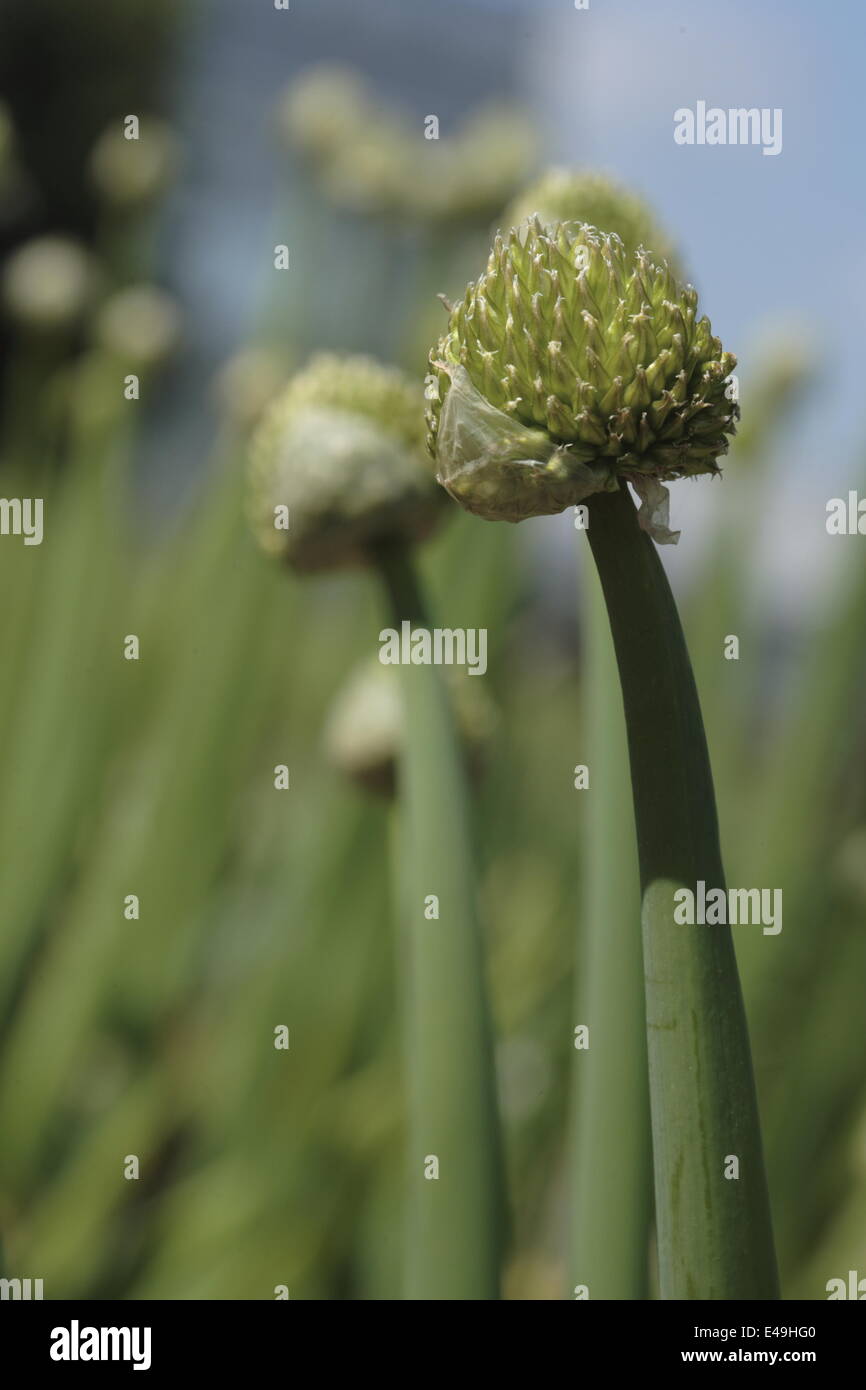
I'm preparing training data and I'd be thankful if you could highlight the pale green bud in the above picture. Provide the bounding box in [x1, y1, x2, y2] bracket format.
[248, 353, 446, 572]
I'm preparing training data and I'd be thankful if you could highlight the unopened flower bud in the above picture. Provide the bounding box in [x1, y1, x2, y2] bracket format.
[249, 353, 446, 571]
[426, 219, 736, 535]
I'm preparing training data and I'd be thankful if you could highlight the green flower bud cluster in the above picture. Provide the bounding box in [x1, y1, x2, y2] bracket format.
[426, 219, 736, 524]
[278, 66, 535, 224]
[248, 352, 446, 572]
[504, 168, 678, 268]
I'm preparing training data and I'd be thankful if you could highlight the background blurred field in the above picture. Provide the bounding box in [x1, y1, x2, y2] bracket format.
[0, 0, 865, 1300]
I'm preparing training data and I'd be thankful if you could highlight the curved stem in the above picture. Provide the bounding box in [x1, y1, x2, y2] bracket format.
[374, 540, 505, 1300]
[585, 485, 778, 1301]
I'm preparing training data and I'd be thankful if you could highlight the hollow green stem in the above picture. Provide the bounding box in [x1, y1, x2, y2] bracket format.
[584, 485, 778, 1301]
[570, 555, 652, 1299]
[373, 540, 504, 1300]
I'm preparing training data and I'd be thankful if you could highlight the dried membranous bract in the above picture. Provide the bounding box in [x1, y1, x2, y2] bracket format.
[426, 220, 737, 534]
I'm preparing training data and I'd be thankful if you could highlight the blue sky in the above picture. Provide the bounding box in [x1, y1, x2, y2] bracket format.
[515, 0, 866, 604]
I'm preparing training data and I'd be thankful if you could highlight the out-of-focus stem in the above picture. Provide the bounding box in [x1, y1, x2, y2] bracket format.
[373, 540, 504, 1300]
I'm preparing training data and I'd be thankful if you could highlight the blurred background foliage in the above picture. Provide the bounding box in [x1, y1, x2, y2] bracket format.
[0, 0, 864, 1300]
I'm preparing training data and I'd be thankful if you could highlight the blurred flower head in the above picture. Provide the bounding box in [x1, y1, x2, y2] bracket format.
[213, 346, 292, 433]
[248, 352, 447, 571]
[277, 65, 369, 162]
[94, 284, 181, 368]
[278, 65, 536, 225]
[2, 236, 97, 333]
[324, 656, 494, 798]
[88, 118, 180, 208]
